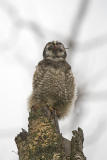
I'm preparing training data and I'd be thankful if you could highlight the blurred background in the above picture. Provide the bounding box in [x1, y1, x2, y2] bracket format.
[0, 0, 107, 159]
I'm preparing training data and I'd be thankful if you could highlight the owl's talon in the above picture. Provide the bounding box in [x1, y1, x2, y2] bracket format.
[49, 106, 54, 112]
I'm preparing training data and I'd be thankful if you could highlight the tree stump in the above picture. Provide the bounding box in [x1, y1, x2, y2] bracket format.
[15, 106, 86, 160]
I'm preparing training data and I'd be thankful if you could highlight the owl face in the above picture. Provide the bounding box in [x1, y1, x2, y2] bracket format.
[43, 41, 67, 61]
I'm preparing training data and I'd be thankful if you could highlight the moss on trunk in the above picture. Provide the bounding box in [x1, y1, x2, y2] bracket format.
[15, 106, 86, 160]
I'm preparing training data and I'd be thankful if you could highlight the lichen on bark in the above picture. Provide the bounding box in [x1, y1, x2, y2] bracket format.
[15, 106, 86, 160]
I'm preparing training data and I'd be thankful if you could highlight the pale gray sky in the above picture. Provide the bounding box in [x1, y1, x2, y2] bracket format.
[0, 0, 107, 159]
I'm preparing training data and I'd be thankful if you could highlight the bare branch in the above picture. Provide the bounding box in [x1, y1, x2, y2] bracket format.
[75, 34, 107, 52]
[67, 0, 90, 50]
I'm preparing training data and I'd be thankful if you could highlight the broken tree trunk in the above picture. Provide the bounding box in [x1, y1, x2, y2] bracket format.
[15, 106, 86, 160]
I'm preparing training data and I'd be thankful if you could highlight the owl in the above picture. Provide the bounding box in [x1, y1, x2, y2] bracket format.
[28, 41, 76, 119]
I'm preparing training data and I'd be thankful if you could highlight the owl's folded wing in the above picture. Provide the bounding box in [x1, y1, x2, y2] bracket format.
[65, 69, 77, 101]
[32, 63, 47, 89]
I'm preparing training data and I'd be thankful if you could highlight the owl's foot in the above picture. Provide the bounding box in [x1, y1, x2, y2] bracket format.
[48, 105, 54, 112]
[46, 104, 55, 114]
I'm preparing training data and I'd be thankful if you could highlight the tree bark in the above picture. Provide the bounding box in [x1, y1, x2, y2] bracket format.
[15, 106, 86, 160]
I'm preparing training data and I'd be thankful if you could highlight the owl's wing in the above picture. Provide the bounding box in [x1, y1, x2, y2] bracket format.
[28, 61, 47, 109]
[32, 62, 47, 90]
[65, 69, 76, 101]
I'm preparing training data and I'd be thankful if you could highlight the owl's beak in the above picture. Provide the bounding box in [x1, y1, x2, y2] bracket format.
[53, 45, 58, 53]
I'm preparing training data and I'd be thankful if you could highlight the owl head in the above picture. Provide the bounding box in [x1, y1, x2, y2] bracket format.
[43, 41, 67, 61]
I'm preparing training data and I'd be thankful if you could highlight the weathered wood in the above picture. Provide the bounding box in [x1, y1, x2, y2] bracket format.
[70, 128, 86, 160]
[15, 106, 86, 160]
